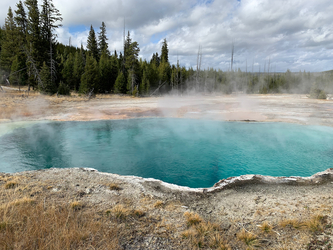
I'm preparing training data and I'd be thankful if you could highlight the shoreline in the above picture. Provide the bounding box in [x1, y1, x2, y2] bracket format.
[6, 167, 333, 193]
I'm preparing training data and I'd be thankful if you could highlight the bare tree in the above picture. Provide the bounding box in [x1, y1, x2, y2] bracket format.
[196, 45, 202, 88]
[230, 42, 234, 71]
[24, 46, 43, 89]
[49, 36, 57, 85]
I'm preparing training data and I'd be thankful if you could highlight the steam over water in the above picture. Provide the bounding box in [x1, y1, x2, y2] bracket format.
[0, 118, 333, 188]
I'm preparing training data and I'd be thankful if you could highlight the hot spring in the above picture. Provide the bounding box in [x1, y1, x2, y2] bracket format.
[0, 118, 333, 188]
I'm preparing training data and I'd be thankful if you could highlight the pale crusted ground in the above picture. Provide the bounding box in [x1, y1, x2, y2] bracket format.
[1, 168, 332, 249]
[1, 87, 333, 249]
[1, 87, 333, 127]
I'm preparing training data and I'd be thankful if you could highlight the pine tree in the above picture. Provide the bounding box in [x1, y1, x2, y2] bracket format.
[9, 53, 27, 87]
[114, 71, 126, 94]
[159, 61, 171, 86]
[140, 64, 150, 95]
[124, 31, 132, 60]
[0, 7, 18, 72]
[13, 1, 28, 86]
[25, 0, 41, 68]
[0, 27, 3, 41]
[109, 54, 119, 92]
[124, 31, 140, 94]
[40, 0, 62, 85]
[150, 52, 160, 67]
[87, 25, 99, 61]
[73, 48, 85, 91]
[14, 1, 27, 43]
[161, 38, 169, 64]
[98, 22, 109, 55]
[40, 61, 56, 93]
[80, 53, 99, 94]
[40, 0, 62, 43]
[99, 51, 112, 93]
[0, 27, 3, 55]
[148, 56, 160, 89]
[9, 56, 20, 84]
[158, 38, 171, 90]
[62, 53, 74, 89]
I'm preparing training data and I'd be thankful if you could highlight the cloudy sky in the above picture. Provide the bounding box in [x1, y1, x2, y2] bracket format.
[1, 0, 333, 72]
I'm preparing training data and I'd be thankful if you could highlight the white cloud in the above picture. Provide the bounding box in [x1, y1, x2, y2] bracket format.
[1, 0, 333, 71]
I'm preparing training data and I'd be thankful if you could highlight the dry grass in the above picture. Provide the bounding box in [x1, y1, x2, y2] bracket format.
[181, 212, 231, 249]
[279, 218, 303, 229]
[4, 181, 18, 189]
[258, 221, 272, 233]
[2, 197, 35, 209]
[305, 215, 326, 232]
[110, 204, 130, 221]
[0, 198, 120, 249]
[109, 183, 122, 191]
[237, 228, 258, 247]
[70, 201, 83, 210]
[153, 200, 164, 208]
[278, 215, 326, 233]
[132, 209, 145, 218]
[184, 211, 203, 226]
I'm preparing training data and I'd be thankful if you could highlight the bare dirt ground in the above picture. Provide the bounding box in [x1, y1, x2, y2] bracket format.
[1, 87, 333, 249]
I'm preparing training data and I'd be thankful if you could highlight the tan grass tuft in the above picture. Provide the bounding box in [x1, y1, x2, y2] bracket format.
[181, 212, 229, 249]
[112, 204, 130, 220]
[181, 228, 197, 239]
[70, 201, 83, 210]
[109, 183, 122, 191]
[132, 209, 145, 218]
[184, 211, 203, 227]
[279, 218, 302, 229]
[153, 200, 164, 208]
[304, 214, 326, 232]
[259, 221, 272, 233]
[237, 228, 258, 247]
[208, 232, 231, 250]
[4, 181, 18, 189]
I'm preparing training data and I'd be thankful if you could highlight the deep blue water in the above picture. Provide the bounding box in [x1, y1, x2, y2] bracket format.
[0, 118, 333, 188]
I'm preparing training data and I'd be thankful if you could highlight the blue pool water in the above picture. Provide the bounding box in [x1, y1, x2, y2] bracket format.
[0, 118, 333, 188]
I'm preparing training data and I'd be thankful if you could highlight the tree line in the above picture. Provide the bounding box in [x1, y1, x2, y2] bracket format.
[0, 0, 332, 97]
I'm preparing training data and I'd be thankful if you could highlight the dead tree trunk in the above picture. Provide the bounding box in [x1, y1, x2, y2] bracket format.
[23, 46, 44, 89]
[150, 81, 167, 96]
[196, 45, 202, 90]
[88, 88, 94, 100]
[231, 42, 234, 71]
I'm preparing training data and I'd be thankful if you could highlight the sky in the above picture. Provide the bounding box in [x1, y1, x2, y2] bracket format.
[1, 0, 333, 72]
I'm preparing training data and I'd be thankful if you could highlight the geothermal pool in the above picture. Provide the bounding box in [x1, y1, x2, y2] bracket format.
[0, 118, 333, 188]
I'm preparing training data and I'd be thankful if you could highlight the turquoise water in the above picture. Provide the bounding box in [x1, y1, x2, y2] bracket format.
[0, 118, 333, 188]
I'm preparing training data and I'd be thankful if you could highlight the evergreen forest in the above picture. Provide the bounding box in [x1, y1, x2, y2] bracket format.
[1, 0, 333, 98]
